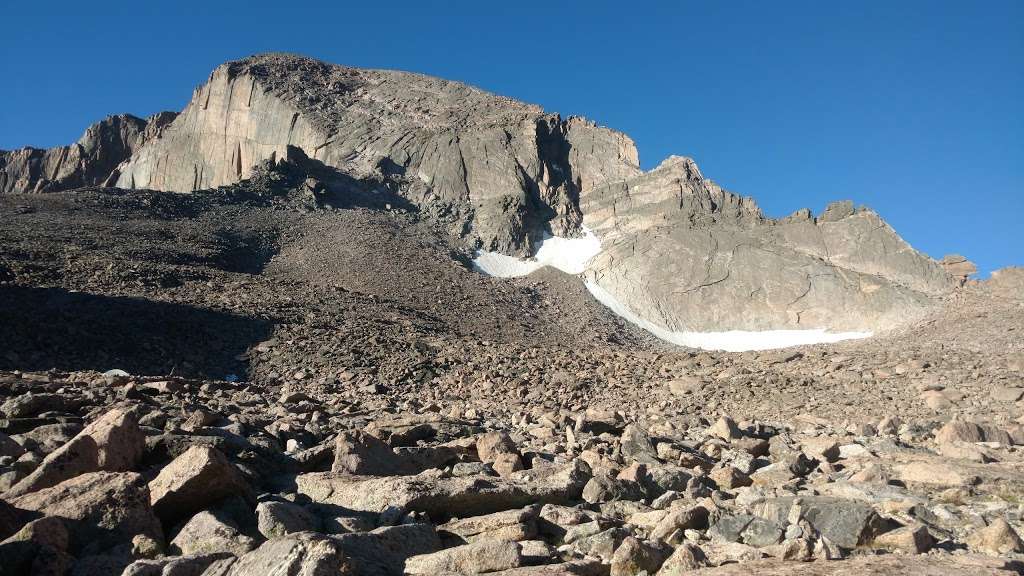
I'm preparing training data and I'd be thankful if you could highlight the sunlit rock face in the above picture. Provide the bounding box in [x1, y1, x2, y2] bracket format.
[579, 156, 954, 333]
[115, 53, 640, 256]
[0, 112, 176, 194]
[3, 53, 958, 339]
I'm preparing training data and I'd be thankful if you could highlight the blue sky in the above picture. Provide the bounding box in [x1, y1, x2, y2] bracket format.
[2, 1, 1021, 274]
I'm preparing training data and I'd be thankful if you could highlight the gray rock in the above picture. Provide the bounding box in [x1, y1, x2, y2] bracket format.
[741, 517, 784, 547]
[296, 460, 590, 518]
[620, 424, 658, 464]
[220, 532, 348, 575]
[122, 553, 234, 576]
[571, 527, 632, 562]
[751, 496, 885, 550]
[0, 112, 175, 194]
[170, 510, 257, 556]
[581, 474, 645, 504]
[256, 500, 319, 538]
[115, 54, 639, 255]
[405, 538, 523, 574]
[581, 156, 954, 332]
[0, 393, 67, 419]
[6, 407, 144, 497]
[0, 432, 25, 460]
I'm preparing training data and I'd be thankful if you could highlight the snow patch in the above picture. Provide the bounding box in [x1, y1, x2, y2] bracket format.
[472, 228, 602, 277]
[470, 228, 872, 352]
[584, 280, 872, 352]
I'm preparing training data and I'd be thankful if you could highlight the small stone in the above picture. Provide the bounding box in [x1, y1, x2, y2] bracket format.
[965, 517, 1024, 556]
[709, 416, 741, 441]
[257, 500, 319, 538]
[476, 431, 518, 462]
[873, 523, 934, 554]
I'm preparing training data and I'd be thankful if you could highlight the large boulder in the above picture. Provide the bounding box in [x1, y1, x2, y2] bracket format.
[122, 553, 234, 576]
[169, 510, 257, 556]
[440, 507, 539, 543]
[331, 430, 409, 475]
[965, 517, 1024, 556]
[219, 531, 350, 575]
[148, 445, 249, 524]
[750, 496, 886, 550]
[666, 555, 1020, 575]
[6, 471, 163, 555]
[223, 524, 440, 576]
[296, 460, 590, 519]
[5, 407, 145, 497]
[405, 539, 523, 574]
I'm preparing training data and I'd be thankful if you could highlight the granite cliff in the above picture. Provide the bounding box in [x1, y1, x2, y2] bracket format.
[0, 53, 959, 333]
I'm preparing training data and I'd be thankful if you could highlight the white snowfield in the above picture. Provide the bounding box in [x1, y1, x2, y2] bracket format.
[471, 229, 873, 352]
[583, 280, 871, 352]
[471, 228, 602, 277]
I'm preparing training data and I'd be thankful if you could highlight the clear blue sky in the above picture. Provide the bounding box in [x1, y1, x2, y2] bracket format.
[2, 1, 1021, 275]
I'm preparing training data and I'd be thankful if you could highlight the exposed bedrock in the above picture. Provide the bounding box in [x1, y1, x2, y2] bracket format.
[580, 156, 956, 332]
[1, 53, 961, 333]
[0, 112, 176, 194]
[114, 53, 640, 255]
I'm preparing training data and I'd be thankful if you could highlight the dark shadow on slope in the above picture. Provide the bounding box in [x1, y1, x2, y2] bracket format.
[0, 286, 272, 379]
[208, 228, 281, 274]
[283, 145, 417, 212]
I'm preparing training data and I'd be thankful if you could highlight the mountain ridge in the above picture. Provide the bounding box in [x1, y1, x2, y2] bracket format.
[0, 52, 959, 333]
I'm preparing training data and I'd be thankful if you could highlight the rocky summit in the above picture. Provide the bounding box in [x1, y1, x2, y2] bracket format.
[0, 53, 1022, 576]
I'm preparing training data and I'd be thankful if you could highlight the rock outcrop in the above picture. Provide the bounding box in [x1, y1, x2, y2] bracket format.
[580, 156, 955, 332]
[1, 53, 962, 334]
[115, 53, 640, 254]
[0, 112, 175, 194]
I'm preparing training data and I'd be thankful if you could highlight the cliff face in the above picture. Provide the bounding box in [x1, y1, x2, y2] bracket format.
[114, 54, 640, 255]
[580, 156, 954, 331]
[0, 112, 175, 194]
[0, 53, 960, 333]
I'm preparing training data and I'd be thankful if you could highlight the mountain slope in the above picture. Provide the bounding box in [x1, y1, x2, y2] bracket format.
[580, 156, 953, 331]
[0, 53, 958, 334]
[114, 53, 640, 255]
